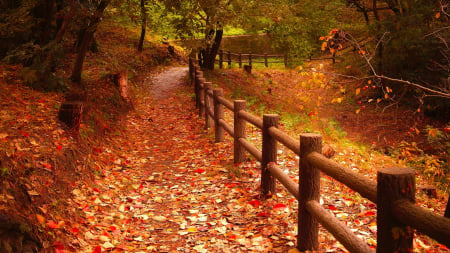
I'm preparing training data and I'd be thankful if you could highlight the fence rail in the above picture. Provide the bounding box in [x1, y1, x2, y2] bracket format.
[217, 50, 288, 68]
[188, 58, 450, 252]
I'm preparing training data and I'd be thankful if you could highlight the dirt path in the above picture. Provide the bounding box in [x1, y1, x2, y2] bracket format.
[72, 68, 299, 252]
[151, 67, 189, 99]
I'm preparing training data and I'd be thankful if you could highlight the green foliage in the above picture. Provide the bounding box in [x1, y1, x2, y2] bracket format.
[5, 41, 68, 91]
[0, 1, 35, 57]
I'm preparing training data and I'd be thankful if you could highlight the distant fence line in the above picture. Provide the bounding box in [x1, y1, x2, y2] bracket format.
[216, 50, 288, 68]
[188, 58, 450, 252]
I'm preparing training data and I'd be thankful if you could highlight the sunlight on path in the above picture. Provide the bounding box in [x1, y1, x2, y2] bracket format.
[151, 67, 189, 99]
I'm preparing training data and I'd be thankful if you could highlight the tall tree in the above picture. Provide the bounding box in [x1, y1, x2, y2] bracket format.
[162, 0, 242, 70]
[137, 0, 148, 52]
[71, 0, 110, 84]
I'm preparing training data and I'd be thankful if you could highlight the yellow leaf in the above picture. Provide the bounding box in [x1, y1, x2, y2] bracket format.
[355, 88, 360, 95]
[187, 227, 198, 232]
[337, 97, 343, 103]
[36, 214, 45, 224]
[356, 109, 361, 114]
[415, 128, 420, 135]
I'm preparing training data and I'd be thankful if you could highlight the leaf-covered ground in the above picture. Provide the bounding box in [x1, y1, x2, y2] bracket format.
[1, 16, 448, 253]
[65, 67, 447, 252]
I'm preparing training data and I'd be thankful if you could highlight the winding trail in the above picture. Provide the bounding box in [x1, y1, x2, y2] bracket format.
[73, 67, 295, 252]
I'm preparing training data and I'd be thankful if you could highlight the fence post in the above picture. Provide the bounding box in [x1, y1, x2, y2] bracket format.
[284, 54, 288, 68]
[261, 114, 279, 197]
[234, 100, 246, 163]
[227, 51, 231, 68]
[213, 88, 224, 142]
[298, 133, 322, 251]
[377, 167, 415, 253]
[219, 50, 223, 69]
[264, 54, 268, 67]
[198, 77, 205, 117]
[195, 71, 203, 109]
[204, 82, 213, 129]
[239, 54, 242, 68]
[248, 53, 252, 67]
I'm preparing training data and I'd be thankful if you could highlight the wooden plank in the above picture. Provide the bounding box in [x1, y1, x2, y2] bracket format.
[217, 96, 234, 110]
[219, 119, 234, 137]
[267, 163, 299, 199]
[238, 138, 262, 161]
[268, 127, 300, 155]
[307, 152, 377, 203]
[393, 199, 450, 248]
[238, 111, 263, 129]
[306, 200, 374, 253]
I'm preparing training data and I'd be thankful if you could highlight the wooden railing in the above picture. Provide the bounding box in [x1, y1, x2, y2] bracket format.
[216, 50, 288, 68]
[188, 58, 450, 252]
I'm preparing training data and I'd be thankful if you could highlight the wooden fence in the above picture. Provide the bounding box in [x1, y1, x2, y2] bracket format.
[188, 58, 450, 252]
[216, 50, 288, 68]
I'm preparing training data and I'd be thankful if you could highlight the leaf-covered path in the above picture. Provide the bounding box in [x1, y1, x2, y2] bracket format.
[72, 67, 298, 252]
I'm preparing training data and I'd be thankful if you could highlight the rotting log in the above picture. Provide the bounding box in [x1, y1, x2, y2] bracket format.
[58, 100, 84, 131]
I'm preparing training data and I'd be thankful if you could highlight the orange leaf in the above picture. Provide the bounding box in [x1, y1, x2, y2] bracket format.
[46, 220, 62, 229]
[355, 88, 360, 95]
[436, 12, 441, 18]
[36, 214, 45, 224]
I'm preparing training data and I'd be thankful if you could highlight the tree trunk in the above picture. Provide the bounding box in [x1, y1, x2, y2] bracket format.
[70, 0, 109, 84]
[137, 0, 147, 52]
[55, 0, 75, 43]
[373, 0, 383, 74]
[202, 29, 223, 70]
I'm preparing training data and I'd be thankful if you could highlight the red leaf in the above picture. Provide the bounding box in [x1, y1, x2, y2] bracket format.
[248, 199, 261, 207]
[256, 212, 269, 217]
[69, 227, 79, 234]
[195, 168, 205, 173]
[53, 241, 65, 253]
[108, 225, 117, 231]
[56, 145, 63, 151]
[328, 205, 336, 211]
[273, 203, 287, 210]
[92, 246, 102, 253]
[363, 211, 376, 216]
[93, 187, 101, 193]
[22, 132, 30, 137]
